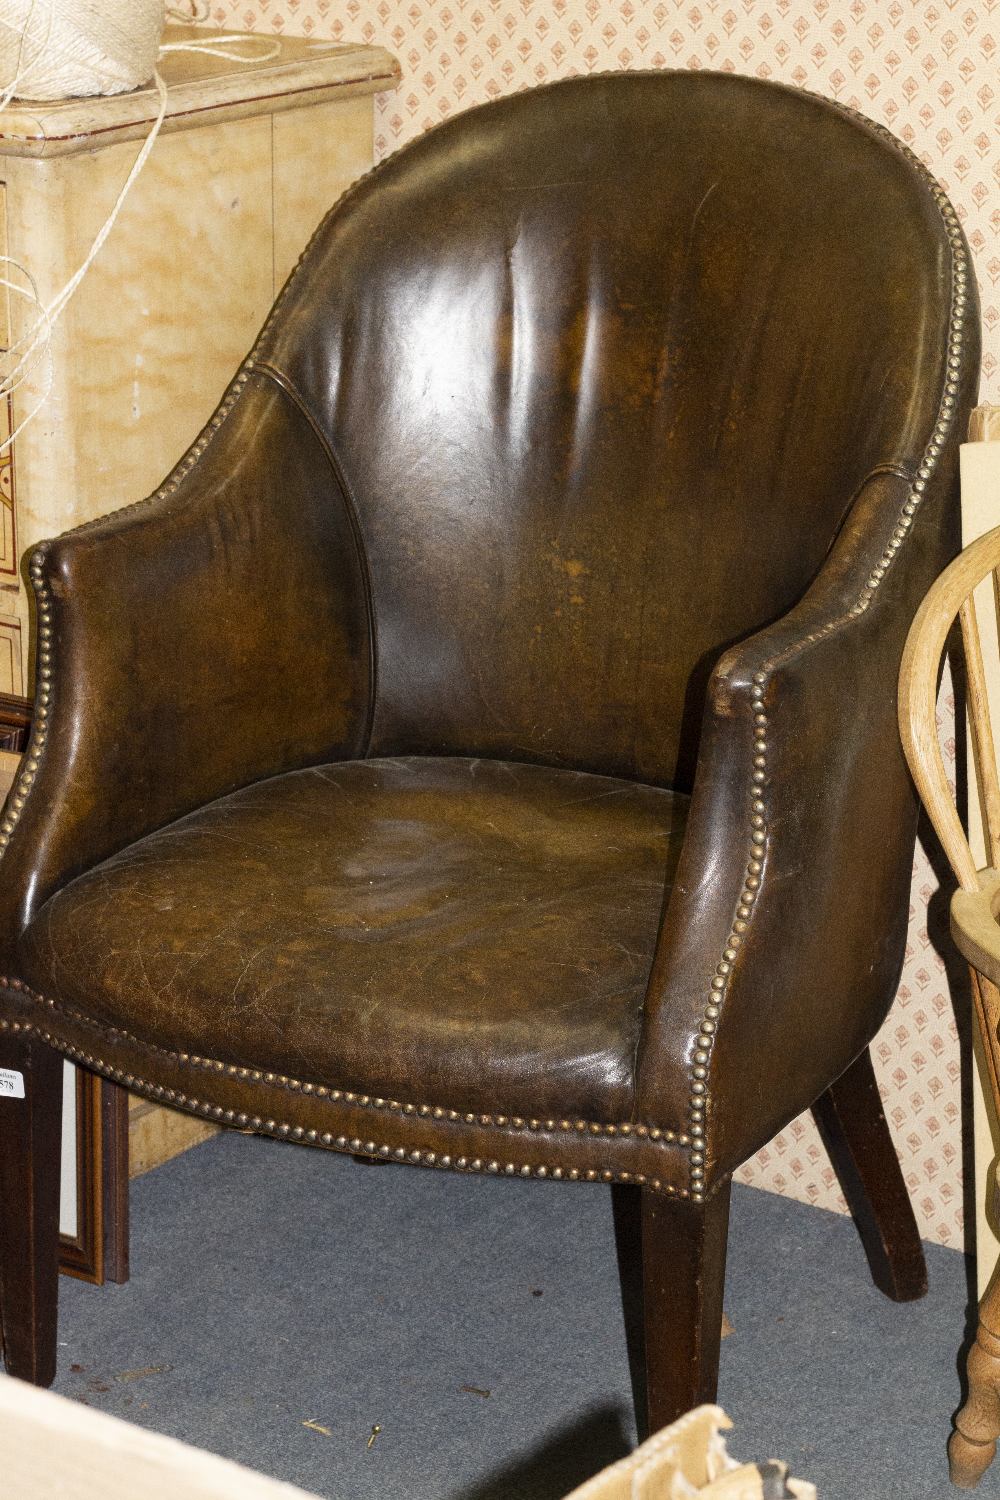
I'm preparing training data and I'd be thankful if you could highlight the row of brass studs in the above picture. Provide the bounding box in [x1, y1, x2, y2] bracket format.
[0, 558, 52, 851]
[687, 135, 971, 1203]
[0, 1017, 691, 1198]
[0, 977, 690, 1145]
[0, 363, 256, 865]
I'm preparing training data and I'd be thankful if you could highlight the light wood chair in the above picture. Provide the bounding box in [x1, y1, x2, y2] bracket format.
[900, 520, 1000, 1488]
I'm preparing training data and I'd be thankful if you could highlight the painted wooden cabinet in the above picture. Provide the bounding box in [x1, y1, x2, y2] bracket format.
[0, 28, 398, 1223]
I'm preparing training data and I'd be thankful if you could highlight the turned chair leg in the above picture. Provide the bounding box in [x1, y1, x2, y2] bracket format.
[950, 1271, 1000, 1488]
[812, 1046, 927, 1302]
[640, 1182, 731, 1435]
[0, 1028, 63, 1386]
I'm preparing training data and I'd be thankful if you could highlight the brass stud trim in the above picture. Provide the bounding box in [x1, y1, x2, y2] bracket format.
[0, 365, 256, 870]
[684, 102, 973, 1195]
[0, 978, 686, 1149]
[0, 1013, 691, 1196]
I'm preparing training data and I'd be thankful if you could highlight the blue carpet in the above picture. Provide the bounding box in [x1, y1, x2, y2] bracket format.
[39, 1132, 972, 1498]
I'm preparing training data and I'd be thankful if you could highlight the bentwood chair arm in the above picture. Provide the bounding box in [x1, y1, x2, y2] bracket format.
[899, 521, 1000, 892]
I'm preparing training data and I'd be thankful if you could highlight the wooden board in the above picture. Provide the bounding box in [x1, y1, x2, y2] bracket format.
[128, 1096, 218, 1179]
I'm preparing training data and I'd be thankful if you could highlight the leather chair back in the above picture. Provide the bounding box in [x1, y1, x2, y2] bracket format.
[259, 71, 956, 790]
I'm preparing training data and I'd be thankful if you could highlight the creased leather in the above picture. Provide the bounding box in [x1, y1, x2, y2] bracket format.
[259, 71, 956, 792]
[636, 460, 973, 1177]
[0, 373, 371, 964]
[19, 758, 687, 1120]
[0, 72, 981, 1193]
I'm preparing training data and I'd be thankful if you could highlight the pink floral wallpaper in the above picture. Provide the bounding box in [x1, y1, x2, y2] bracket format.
[205, 0, 999, 1248]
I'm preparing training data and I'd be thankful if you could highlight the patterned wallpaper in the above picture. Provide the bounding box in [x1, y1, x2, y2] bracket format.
[204, 0, 998, 1248]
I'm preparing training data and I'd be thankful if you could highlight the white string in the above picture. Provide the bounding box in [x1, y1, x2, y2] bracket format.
[0, 67, 167, 451]
[0, 0, 51, 113]
[0, 263, 53, 451]
[164, 1, 209, 21]
[160, 36, 281, 64]
[161, 2, 280, 65]
[0, 2, 278, 454]
[0, 261, 52, 396]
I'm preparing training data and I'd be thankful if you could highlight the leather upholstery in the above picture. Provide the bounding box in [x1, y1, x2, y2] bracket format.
[258, 71, 956, 791]
[0, 71, 981, 1207]
[18, 758, 686, 1120]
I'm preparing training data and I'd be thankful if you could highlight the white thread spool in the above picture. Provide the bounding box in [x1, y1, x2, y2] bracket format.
[0, 0, 165, 100]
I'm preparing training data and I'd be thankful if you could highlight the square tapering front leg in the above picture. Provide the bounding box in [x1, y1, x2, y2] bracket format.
[0, 1026, 62, 1386]
[641, 1183, 732, 1435]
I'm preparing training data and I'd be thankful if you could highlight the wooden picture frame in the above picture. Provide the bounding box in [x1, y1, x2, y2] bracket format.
[0, 689, 30, 749]
[61, 1075, 130, 1285]
[0, 694, 128, 1285]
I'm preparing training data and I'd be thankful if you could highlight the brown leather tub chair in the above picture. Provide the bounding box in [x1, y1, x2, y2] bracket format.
[0, 71, 980, 1432]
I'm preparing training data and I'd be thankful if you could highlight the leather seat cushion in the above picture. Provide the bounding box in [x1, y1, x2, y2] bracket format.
[18, 757, 687, 1120]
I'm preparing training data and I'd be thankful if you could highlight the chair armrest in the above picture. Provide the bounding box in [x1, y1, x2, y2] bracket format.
[636, 464, 959, 1187]
[0, 366, 372, 966]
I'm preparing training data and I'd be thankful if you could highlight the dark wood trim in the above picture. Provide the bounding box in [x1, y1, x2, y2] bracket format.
[0, 691, 31, 752]
[0, 1028, 62, 1383]
[100, 1079, 130, 1283]
[812, 1046, 927, 1302]
[59, 1074, 129, 1284]
[57, 1069, 99, 1281]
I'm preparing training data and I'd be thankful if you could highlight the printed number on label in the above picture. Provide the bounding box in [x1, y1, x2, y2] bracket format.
[0, 1067, 25, 1099]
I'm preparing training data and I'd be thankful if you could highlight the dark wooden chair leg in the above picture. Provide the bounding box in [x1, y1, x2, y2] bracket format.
[641, 1181, 731, 1435]
[611, 1181, 647, 1437]
[0, 1028, 63, 1386]
[812, 1045, 927, 1302]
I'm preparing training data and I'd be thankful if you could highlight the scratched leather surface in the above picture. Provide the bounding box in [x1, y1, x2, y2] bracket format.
[19, 758, 687, 1118]
[0, 73, 980, 1184]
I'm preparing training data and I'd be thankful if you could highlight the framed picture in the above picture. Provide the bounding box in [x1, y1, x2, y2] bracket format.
[59, 1071, 130, 1284]
[0, 695, 128, 1285]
